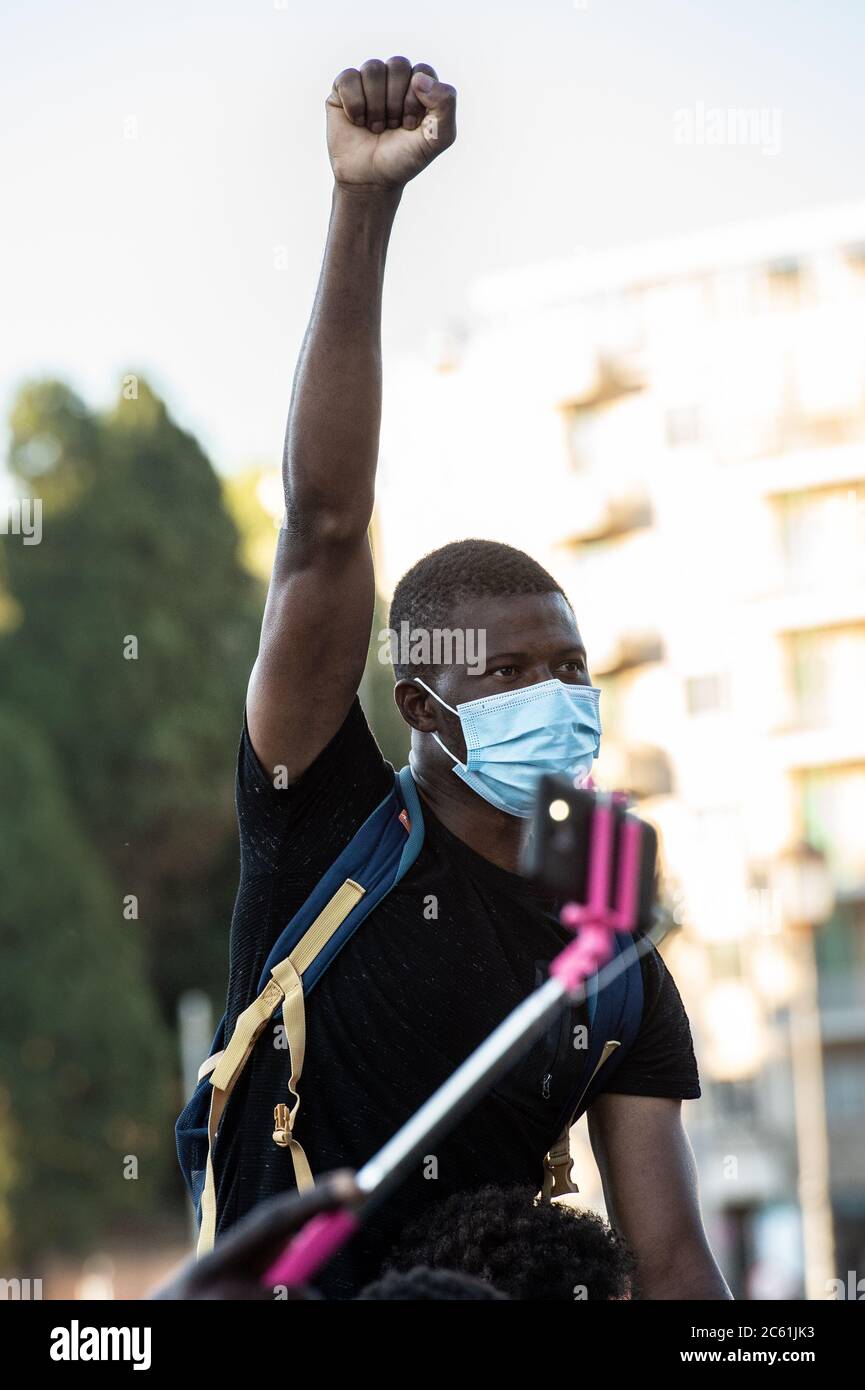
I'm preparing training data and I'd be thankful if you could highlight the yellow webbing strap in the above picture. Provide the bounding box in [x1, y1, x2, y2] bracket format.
[289, 879, 365, 974]
[541, 1040, 621, 1201]
[270, 956, 314, 1190]
[542, 1126, 578, 1200]
[196, 878, 364, 1256]
[197, 1050, 223, 1083]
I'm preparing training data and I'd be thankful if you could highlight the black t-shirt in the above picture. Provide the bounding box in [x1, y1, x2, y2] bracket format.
[214, 697, 700, 1296]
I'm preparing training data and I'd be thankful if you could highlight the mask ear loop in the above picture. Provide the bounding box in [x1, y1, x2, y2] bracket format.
[412, 678, 467, 770]
[412, 676, 457, 715]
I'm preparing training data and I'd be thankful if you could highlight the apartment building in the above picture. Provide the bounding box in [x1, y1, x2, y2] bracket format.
[376, 200, 865, 1297]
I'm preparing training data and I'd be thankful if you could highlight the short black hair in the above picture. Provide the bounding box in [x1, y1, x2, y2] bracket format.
[387, 538, 567, 682]
[385, 1184, 635, 1301]
[355, 1265, 509, 1300]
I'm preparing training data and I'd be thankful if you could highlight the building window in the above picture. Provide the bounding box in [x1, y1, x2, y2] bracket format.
[665, 405, 703, 447]
[685, 673, 731, 716]
[843, 241, 865, 277]
[824, 1053, 865, 1125]
[801, 767, 865, 892]
[777, 484, 865, 588]
[766, 257, 803, 306]
[564, 403, 602, 474]
[816, 900, 865, 1011]
[712, 1078, 757, 1121]
[787, 625, 865, 728]
[626, 746, 674, 798]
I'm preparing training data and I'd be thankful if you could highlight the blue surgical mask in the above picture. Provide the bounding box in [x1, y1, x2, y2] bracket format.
[412, 676, 602, 819]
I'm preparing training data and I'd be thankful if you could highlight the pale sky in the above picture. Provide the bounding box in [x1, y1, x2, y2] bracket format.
[3, 0, 865, 475]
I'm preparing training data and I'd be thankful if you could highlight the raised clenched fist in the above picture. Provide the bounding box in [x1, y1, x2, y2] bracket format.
[326, 57, 456, 190]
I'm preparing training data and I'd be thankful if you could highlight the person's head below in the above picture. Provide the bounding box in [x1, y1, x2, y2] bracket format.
[381, 1184, 636, 1301]
[356, 1266, 510, 1300]
[389, 539, 601, 825]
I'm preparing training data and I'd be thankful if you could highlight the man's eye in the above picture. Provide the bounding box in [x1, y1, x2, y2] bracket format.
[494, 666, 519, 678]
[560, 661, 590, 683]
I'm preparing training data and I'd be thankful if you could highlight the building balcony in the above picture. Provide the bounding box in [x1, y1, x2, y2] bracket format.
[592, 631, 664, 678]
[551, 473, 654, 546]
[758, 583, 865, 635]
[596, 740, 674, 799]
[769, 724, 865, 771]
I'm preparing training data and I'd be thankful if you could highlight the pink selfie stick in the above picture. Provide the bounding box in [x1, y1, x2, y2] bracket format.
[264, 1207, 360, 1288]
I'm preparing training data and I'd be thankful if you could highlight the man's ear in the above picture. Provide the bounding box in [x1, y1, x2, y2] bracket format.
[394, 679, 438, 732]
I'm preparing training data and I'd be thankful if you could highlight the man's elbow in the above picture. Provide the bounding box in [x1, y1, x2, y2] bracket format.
[283, 494, 373, 549]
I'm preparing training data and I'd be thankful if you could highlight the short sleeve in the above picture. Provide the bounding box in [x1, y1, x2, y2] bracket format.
[235, 696, 393, 879]
[599, 938, 702, 1101]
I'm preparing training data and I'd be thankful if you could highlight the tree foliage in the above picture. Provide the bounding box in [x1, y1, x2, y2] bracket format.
[0, 707, 170, 1261]
[2, 378, 262, 1013]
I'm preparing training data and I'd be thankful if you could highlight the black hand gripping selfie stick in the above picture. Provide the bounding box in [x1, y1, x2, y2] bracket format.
[261, 779, 659, 1290]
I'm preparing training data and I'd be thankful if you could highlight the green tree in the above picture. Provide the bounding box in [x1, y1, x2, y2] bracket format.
[1, 378, 262, 1014]
[0, 708, 170, 1262]
[359, 587, 410, 769]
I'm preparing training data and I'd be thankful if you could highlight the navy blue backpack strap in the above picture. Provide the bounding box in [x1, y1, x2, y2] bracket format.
[258, 763, 423, 993]
[174, 1015, 228, 1221]
[542, 930, 644, 1198]
[577, 929, 644, 1117]
[175, 763, 425, 1245]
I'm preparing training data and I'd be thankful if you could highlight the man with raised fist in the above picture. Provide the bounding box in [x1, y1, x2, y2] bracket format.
[204, 58, 728, 1301]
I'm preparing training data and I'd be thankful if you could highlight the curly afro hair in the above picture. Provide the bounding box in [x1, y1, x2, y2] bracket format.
[386, 1185, 635, 1301]
[387, 538, 568, 681]
[355, 1266, 509, 1301]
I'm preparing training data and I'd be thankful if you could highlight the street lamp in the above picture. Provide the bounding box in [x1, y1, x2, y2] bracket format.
[773, 842, 836, 931]
[771, 841, 837, 1302]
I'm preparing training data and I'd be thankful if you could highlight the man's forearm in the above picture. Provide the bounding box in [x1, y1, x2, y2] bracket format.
[589, 1095, 733, 1301]
[282, 184, 401, 532]
[636, 1241, 732, 1301]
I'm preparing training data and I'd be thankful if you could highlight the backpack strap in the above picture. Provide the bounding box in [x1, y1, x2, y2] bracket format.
[541, 930, 645, 1200]
[196, 766, 424, 1256]
[542, 1041, 622, 1199]
[197, 879, 364, 1253]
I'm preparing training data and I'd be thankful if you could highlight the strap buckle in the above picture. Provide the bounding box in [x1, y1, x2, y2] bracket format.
[273, 1102, 293, 1147]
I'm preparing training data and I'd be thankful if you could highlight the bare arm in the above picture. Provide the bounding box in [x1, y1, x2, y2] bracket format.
[588, 1093, 732, 1300]
[247, 57, 457, 780]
